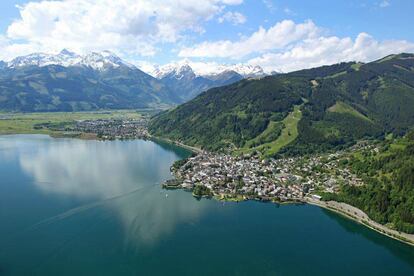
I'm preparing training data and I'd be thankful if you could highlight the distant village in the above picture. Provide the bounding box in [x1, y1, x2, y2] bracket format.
[165, 143, 373, 202]
[36, 118, 151, 140]
[73, 118, 150, 140]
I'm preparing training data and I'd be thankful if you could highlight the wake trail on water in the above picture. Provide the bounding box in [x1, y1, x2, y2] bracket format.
[28, 185, 153, 230]
[5, 184, 158, 242]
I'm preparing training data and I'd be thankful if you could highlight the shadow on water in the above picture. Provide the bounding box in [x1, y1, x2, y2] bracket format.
[151, 139, 193, 158]
[0, 263, 8, 275]
[322, 208, 414, 268]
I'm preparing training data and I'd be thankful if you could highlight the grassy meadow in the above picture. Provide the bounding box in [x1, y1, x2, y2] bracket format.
[0, 110, 143, 135]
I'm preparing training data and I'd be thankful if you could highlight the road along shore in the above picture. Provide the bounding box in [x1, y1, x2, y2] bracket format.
[305, 197, 414, 247]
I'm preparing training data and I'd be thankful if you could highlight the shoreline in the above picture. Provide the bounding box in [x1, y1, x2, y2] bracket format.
[165, 177, 414, 246]
[149, 135, 203, 154]
[161, 140, 414, 247]
[3, 132, 414, 247]
[304, 197, 414, 247]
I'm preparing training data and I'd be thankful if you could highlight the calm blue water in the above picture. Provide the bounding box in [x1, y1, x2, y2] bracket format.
[0, 135, 413, 276]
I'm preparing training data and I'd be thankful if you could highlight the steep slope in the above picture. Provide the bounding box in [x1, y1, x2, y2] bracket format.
[149, 53, 414, 154]
[287, 53, 414, 154]
[150, 61, 267, 101]
[150, 76, 309, 150]
[158, 64, 244, 101]
[322, 132, 414, 233]
[0, 51, 177, 111]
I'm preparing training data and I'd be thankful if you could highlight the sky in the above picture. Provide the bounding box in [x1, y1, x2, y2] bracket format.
[0, 0, 414, 73]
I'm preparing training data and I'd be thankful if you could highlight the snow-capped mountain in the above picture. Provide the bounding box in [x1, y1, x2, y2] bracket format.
[0, 50, 180, 112]
[149, 60, 267, 79]
[151, 61, 244, 101]
[0, 50, 268, 110]
[151, 60, 196, 79]
[7, 49, 134, 70]
[222, 64, 266, 78]
[142, 60, 267, 101]
[160, 63, 196, 80]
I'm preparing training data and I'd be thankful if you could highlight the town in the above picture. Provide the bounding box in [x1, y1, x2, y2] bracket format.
[73, 118, 150, 140]
[164, 142, 373, 203]
[35, 117, 150, 140]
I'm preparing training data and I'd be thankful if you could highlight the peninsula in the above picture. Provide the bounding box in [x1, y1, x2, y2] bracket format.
[162, 138, 414, 246]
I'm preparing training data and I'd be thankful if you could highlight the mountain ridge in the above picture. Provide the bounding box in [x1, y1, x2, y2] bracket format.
[0, 50, 261, 110]
[156, 63, 245, 101]
[0, 56, 178, 111]
[150, 60, 266, 79]
[7, 49, 135, 71]
[149, 53, 414, 155]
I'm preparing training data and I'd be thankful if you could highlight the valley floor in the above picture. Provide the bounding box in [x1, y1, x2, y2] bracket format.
[0, 110, 144, 137]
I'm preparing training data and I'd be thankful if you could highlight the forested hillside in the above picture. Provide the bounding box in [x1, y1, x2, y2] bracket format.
[0, 64, 178, 112]
[150, 53, 414, 154]
[150, 76, 309, 150]
[322, 132, 414, 233]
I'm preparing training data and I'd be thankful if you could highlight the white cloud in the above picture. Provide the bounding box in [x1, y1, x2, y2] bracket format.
[262, 0, 276, 12]
[283, 7, 295, 16]
[0, 0, 243, 61]
[218, 11, 246, 25]
[179, 20, 320, 58]
[222, 0, 244, 4]
[0, 35, 44, 61]
[248, 33, 414, 72]
[178, 19, 414, 73]
[379, 0, 390, 8]
[1, 1, 413, 75]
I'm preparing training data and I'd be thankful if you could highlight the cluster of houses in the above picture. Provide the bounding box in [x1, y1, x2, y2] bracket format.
[167, 142, 373, 202]
[169, 152, 308, 201]
[74, 118, 150, 140]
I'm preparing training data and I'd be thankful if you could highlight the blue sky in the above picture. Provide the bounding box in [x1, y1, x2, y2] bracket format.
[0, 0, 413, 73]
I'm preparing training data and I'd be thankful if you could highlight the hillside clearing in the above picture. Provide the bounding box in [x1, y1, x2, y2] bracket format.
[238, 105, 302, 156]
[328, 101, 372, 122]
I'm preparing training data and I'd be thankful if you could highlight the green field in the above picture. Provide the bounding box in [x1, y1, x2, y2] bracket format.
[0, 110, 142, 135]
[351, 62, 363, 71]
[244, 121, 284, 149]
[328, 101, 371, 122]
[238, 105, 302, 156]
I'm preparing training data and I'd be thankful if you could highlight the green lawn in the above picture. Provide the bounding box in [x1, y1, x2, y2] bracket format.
[0, 110, 142, 135]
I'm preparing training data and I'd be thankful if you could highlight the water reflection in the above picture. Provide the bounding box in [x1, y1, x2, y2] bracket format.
[322, 208, 414, 267]
[16, 136, 206, 245]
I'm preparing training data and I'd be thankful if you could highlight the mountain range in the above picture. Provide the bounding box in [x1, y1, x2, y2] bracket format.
[150, 61, 268, 101]
[149, 53, 414, 154]
[0, 50, 266, 112]
[153, 62, 243, 101]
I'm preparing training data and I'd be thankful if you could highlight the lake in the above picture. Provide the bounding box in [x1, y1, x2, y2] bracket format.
[0, 135, 413, 275]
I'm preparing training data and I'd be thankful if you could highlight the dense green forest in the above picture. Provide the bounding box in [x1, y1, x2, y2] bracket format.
[150, 76, 309, 150]
[322, 133, 414, 233]
[150, 53, 414, 155]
